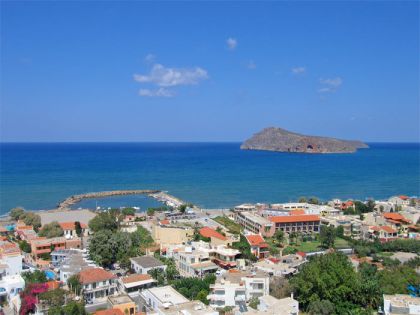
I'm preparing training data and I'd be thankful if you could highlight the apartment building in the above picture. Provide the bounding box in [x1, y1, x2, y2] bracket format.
[366, 226, 398, 243]
[207, 270, 269, 309]
[321, 216, 362, 238]
[258, 295, 299, 315]
[268, 215, 320, 235]
[174, 246, 219, 278]
[107, 295, 137, 315]
[30, 237, 82, 259]
[79, 268, 118, 302]
[235, 212, 274, 237]
[152, 224, 194, 246]
[155, 300, 218, 315]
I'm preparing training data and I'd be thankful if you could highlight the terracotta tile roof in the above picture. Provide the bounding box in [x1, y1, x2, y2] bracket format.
[78, 268, 116, 284]
[0, 226, 7, 233]
[199, 227, 227, 240]
[381, 226, 397, 233]
[95, 310, 124, 315]
[59, 222, 87, 230]
[269, 215, 320, 223]
[289, 209, 305, 215]
[245, 234, 266, 246]
[296, 251, 306, 258]
[121, 274, 153, 284]
[383, 213, 411, 223]
[160, 219, 170, 225]
[370, 226, 381, 232]
[399, 195, 409, 200]
[408, 225, 420, 231]
[46, 281, 60, 290]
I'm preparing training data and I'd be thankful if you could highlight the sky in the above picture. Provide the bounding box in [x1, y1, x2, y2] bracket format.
[1, 1, 419, 142]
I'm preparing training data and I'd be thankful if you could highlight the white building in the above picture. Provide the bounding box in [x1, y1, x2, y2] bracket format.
[118, 274, 156, 295]
[141, 285, 189, 311]
[383, 294, 420, 315]
[0, 241, 23, 276]
[130, 256, 167, 275]
[207, 271, 269, 309]
[0, 274, 25, 303]
[257, 295, 299, 315]
[155, 300, 218, 315]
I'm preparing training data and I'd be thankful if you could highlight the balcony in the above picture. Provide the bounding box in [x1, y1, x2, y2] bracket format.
[234, 295, 246, 302]
[207, 294, 225, 301]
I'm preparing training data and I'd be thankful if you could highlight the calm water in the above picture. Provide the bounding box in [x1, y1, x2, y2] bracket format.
[0, 142, 419, 214]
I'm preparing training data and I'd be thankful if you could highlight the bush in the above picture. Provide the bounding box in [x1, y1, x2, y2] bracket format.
[38, 221, 64, 238]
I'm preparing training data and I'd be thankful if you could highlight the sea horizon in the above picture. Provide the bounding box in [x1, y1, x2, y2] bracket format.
[1, 142, 419, 214]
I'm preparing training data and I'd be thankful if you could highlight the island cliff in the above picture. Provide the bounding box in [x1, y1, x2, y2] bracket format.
[241, 127, 368, 153]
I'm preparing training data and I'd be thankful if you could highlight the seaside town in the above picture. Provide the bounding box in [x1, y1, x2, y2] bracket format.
[0, 192, 419, 315]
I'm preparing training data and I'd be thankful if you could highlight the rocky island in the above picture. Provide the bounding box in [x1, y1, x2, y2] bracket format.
[241, 127, 369, 153]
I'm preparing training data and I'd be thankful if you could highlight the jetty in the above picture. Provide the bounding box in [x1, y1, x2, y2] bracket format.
[57, 189, 187, 210]
[57, 189, 161, 210]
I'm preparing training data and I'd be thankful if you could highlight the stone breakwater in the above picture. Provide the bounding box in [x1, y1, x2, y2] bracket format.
[57, 189, 161, 210]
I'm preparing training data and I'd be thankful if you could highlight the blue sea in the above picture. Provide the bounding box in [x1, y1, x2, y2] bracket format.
[0, 143, 419, 214]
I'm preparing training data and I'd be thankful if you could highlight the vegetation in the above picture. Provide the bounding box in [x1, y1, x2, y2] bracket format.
[172, 274, 216, 305]
[19, 240, 32, 253]
[213, 216, 241, 234]
[319, 225, 336, 249]
[67, 275, 82, 295]
[232, 234, 257, 261]
[22, 270, 48, 284]
[10, 207, 25, 220]
[88, 226, 154, 267]
[48, 301, 87, 315]
[249, 297, 260, 309]
[38, 289, 67, 308]
[88, 211, 119, 232]
[74, 221, 82, 237]
[9, 207, 42, 231]
[122, 207, 136, 216]
[38, 221, 64, 238]
[148, 255, 180, 285]
[290, 252, 420, 314]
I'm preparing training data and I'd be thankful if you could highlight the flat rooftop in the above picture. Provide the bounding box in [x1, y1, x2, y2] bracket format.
[145, 285, 189, 305]
[108, 294, 134, 306]
[238, 212, 271, 225]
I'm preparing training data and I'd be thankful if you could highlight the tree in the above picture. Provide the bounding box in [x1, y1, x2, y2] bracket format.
[298, 197, 307, 203]
[67, 275, 82, 295]
[122, 207, 136, 216]
[10, 207, 25, 221]
[22, 212, 41, 231]
[319, 225, 336, 249]
[48, 301, 87, 315]
[308, 197, 319, 205]
[74, 221, 82, 237]
[274, 230, 285, 247]
[19, 240, 32, 253]
[22, 270, 48, 284]
[290, 253, 362, 312]
[88, 212, 118, 232]
[147, 208, 155, 216]
[38, 221, 64, 238]
[178, 204, 187, 213]
[308, 300, 335, 315]
[335, 225, 344, 238]
[366, 199, 376, 212]
[38, 289, 66, 308]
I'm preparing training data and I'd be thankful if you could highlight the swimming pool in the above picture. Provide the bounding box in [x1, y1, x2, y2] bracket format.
[44, 270, 55, 280]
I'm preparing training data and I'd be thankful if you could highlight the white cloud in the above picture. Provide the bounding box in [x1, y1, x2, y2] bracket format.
[144, 53, 156, 63]
[291, 67, 306, 74]
[226, 37, 238, 50]
[318, 77, 343, 93]
[247, 60, 256, 70]
[134, 64, 208, 87]
[139, 88, 174, 97]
